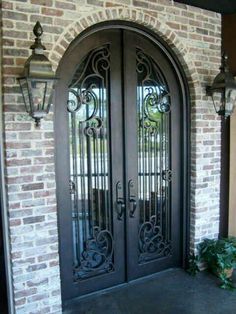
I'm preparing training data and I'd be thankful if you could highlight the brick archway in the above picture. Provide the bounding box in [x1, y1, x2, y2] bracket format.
[50, 8, 202, 252]
[49, 7, 199, 92]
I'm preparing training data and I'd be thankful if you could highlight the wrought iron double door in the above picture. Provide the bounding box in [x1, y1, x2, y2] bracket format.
[56, 29, 182, 301]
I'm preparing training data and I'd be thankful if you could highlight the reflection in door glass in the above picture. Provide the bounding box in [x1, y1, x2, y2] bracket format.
[67, 46, 114, 280]
[136, 49, 172, 263]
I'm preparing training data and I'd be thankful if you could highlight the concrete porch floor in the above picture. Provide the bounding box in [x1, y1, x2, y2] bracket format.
[63, 269, 236, 314]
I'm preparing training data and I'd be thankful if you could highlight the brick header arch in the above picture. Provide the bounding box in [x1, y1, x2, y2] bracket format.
[49, 7, 199, 90]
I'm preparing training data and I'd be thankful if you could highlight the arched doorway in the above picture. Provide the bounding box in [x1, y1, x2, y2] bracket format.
[55, 23, 189, 302]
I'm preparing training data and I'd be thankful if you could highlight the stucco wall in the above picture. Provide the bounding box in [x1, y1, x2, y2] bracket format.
[1, 0, 221, 313]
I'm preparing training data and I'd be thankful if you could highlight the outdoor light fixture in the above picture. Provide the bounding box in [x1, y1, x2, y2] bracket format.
[206, 53, 236, 119]
[18, 21, 58, 127]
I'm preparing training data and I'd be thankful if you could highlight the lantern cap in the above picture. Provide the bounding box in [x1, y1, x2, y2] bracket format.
[22, 54, 55, 79]
[207, 53, 236, 94]
[19, 21, 56, 80]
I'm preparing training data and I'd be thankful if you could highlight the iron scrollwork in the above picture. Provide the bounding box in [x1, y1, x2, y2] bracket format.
[162, 170, 172, 182]
[74, 227, 114, 280]
[139, 216, 172, 263]
[68, 46, 115, 280]
[137, 48, 172, 263]
[137, 49, 171, 117]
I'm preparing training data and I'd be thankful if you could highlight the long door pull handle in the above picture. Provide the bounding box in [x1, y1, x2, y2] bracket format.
[116, 200, 125, 220]
[128, 180, 137, 218]
[116, 181, 125, 220]
[129, 198, 137, 218]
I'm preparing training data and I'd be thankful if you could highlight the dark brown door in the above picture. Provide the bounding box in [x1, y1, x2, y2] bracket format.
[55, 28, 182, 301]
[124, 31, 182, 280]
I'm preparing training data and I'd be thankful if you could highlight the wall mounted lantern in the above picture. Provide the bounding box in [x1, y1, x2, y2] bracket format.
[18, 21, 58, 127]
[206, 53, 236, 119]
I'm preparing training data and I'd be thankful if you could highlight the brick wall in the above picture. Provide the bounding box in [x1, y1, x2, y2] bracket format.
[1, 0, 221, 313]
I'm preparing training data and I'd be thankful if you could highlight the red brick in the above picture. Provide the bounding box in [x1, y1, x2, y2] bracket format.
[2, 10, 27, 21]
[6, 142, 31, 149]
[27, 278, 48, 287]
[15, 298, 26, 306]
[22, 183, 44, 191]
[15, 288, 37, 299]
[89, 0, 105, 5]
[2, 39, 14, 46]
[10, 219, 22, 227]
[7, 175, 33, 184]
[2, 58, 14, 65]
[20, 166, 43, 174]
[2, 1, 14, 9]
[41, 7, 63, 16]
[31, 0, 53, 6]
[30, 15, 53, 24]
[23, 216, 45, 224]
[3, 30, 28, 39]
[27, 263, 47, 272]
[55, 1, 76, 10]
[7, 159, 31, 167]
[5, 122, 31, 131]
[34, 157, 54, 165]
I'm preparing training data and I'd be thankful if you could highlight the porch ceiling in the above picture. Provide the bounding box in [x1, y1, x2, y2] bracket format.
[174, 0, 236, 14]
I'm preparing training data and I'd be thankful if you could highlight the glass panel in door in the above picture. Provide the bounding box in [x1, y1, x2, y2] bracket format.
[68, 46, 114, 280]
[136, 48, 172, 263]
[124, 31, 182, 280]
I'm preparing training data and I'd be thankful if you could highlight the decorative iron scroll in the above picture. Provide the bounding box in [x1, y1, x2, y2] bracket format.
[74, 227, 114, 280]
[162, 169, 172, 182]
[68, 46, 114, 280]
[139, 216, 172, 263]
[136, 48, 172, 263]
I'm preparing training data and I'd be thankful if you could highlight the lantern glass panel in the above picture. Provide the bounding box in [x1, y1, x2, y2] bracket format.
[28, 79, 54, 117]
[44, 80, 54, 113]
[29, 80, 47, 112]
[18, 78, 31, 113]
[211, 91, 224, 114]
[225, 89, 236, 117]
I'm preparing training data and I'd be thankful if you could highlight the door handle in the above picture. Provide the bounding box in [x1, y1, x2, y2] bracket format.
[128, 180, 137, 218]
[116, 181, 125, 220]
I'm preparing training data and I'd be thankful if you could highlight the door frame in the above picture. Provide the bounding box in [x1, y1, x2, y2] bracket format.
[54, 21, 191, 303]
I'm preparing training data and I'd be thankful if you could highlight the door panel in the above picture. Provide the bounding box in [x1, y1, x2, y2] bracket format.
[124, 31, 181, 280]
[68, 45, 115, 280]
[56, 30, 125, 300]
[56, 28, 183, 301]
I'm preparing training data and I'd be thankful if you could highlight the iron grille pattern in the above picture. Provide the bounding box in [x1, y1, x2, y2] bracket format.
[136, 49, 172, 263]
[67, 46, 114, 280]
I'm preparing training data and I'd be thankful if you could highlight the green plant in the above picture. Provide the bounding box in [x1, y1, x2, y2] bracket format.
[187, 253, 200, 276]
[198, 237, 236, 290]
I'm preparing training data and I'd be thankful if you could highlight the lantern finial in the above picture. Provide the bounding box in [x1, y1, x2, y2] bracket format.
[220, 52, 229, 73]
[30, 21, 46, 51]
